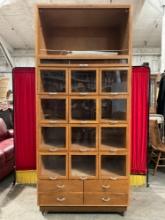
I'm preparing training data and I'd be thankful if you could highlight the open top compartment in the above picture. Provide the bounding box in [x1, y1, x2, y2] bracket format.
[37, 6, 130, 58]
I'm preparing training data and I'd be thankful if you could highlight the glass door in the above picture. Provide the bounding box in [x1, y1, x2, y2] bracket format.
[70, 97, 98, 123]
[39, 68, 68, 95]
[70, 125, 98, 152]
[99, 125, 127, 153]
[69, 69, 98, 95]
[100, 68, 128, 95]
[40, 125, 68, 152]
[69, 154, 98, 179]
[99, 154, 127, 179]
[40, 96, 68, 123]
[39, 154, 67, 179]
[100, 96, 127, 123]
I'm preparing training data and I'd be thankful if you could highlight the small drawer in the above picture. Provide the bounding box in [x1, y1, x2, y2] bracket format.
[84, 193, 128, 206]
[38, 180, 83, 192]
[39, 192, 83, 206]
[84, 179, 128, 193]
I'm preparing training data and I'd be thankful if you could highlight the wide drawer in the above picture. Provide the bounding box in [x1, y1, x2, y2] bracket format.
[39, 192, 83, 206]
[84, 193, 128, 206]
[84, 179, 128, 193]
[38, 180, 83, 192]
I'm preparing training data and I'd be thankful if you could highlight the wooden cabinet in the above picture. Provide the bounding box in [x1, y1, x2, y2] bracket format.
[36, 4, 132, 214]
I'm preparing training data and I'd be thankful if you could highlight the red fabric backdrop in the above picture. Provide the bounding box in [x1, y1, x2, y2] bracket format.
[13, 67, 36, 170]
[13, 66, 149, 173]
[131, 66, 149, 174]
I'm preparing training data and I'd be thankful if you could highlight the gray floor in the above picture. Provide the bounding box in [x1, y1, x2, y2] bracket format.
[0, 170, 165, 220]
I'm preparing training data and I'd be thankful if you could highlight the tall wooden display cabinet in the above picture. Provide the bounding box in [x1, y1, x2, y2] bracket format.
[35, 4, 132, 214]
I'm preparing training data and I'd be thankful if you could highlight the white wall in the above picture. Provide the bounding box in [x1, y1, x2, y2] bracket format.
[132, 48, 161, 74]
[0, 48, 161, 91]
[0, 47, 161, 74]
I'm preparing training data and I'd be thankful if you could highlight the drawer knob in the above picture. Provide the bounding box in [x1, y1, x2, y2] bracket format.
[79, 148, 87, 152]
[79, 64, 88, 67]
[80, 176, 88, 180]
[48, 92, 57, 95]
[49, 120, 57, 123]
[110, 148, 117, 152]
[57, 184, 65, 189]
[56, 197, 66, 202]
[110, 177, 118, 180]
[102, 197, 111, 202]
[109, 121, 119, 124]
[102, 184, 110, 189]
[49, 176, 57, 180]
[79, 92, 89, 95]
[111, 93, 120, 96]
[49, 148, 58, 152]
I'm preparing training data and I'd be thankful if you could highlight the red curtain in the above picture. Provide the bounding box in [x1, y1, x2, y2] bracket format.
[13, 66, 149, 173]
[131, 66, 149, 174]
[13, 67, 36, 170]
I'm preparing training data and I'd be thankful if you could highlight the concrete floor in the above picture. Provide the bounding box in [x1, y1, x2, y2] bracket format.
[0, 170, 165, 220]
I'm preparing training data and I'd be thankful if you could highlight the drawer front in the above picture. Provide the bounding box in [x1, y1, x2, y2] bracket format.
[84, 193, 128, 206]
[84, 179, 128, 193]
[39, 192, 83, 206]
[38, 180, 83, 192]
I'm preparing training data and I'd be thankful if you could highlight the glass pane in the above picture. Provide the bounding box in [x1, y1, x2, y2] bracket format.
[101, 127, 126, 149]
[71, 155, 96, 177]
[101, 155, 126, 177]
[71, 70, 96, 93]
[102, 70, 127, 93]
[41, 127, 66, 149]
[41, 155, 66, 177]
[71, 127, 96, 150]
[101, 99, 126, 121]
[41, 99, 66, 120]
[41, 70, 65, 93]
[71, 99, 96, 121]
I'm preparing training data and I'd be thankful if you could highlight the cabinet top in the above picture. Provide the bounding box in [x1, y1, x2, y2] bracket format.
[36, 4, 131, 10]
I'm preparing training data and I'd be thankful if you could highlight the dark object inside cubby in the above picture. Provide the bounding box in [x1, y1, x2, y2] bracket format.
[102, 70, 127, 93]
[41, 70, 66, 93]
[72, 127, 96, 148]
[101, 99, 126, 120]
[71, 70, 96, 92]
[41, 99, 66, 120]
[71, 99, 96, 120]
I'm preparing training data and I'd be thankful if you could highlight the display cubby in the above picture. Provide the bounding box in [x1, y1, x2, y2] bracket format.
[39, 68, 68, 94]
[40, 125, 68, 152]
[70, 125, 98, 152]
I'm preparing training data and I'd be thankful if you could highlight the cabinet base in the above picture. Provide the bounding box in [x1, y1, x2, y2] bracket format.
[40, 206, 127, 214]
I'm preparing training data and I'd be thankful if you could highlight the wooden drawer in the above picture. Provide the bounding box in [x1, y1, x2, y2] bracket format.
[39, 192, 83, 206]
[84, 193, 128, 206]
[38, 180, 83, 192]
[84, 179, 128, 193]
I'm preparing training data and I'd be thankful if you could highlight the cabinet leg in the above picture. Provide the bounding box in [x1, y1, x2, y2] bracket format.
[118, 211, 126, 216]
[40, 207, 47, 216]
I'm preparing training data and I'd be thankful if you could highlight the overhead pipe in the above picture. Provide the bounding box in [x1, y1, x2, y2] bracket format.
[0, 36, 15, 69]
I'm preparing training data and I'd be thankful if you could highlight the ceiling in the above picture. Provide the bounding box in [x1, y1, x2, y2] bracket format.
[0, 0, 164, 53]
